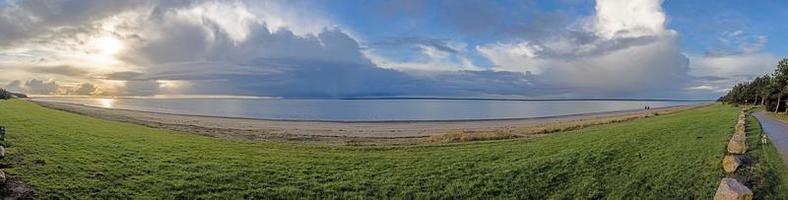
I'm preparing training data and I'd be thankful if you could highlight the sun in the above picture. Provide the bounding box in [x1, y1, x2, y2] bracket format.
[92, 36, 124, 56]
[81, 35, 126, 66]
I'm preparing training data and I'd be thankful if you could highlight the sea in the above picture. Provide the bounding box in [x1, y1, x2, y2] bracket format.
[31, 97, 708, 122]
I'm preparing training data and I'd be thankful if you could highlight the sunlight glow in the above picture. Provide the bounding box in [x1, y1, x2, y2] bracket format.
[97, 98, 115, 108]
[92, 36, 124, 56]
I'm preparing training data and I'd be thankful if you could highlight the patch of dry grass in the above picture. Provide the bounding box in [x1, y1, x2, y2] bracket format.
[426, 107, 689, 144]
[427, 130, 519, 143]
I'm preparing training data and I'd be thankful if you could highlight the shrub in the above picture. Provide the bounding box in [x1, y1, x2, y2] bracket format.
[0, 88, 12, 100]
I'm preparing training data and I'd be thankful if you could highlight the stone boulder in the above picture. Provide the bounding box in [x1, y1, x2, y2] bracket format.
[714, 178, 752, 200]
[735, 122, 746, 135]
[722, 155, 743, 173]
[0, 170, 6, 184]
[727, 135, 747, 154]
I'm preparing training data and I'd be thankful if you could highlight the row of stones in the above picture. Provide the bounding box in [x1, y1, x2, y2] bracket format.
[0, 126, 6, 184]
[714, 110, 753, 200]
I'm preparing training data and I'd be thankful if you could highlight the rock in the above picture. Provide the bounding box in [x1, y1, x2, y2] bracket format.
[714, 178, 753, 200]
[4, 178, 36, 199]
[722, 155, 743, 173]
[727, 135, 747, 154]
[0, 145, 5, 159]
[0, 170, 6, 184]
[735, 123, 746, 135]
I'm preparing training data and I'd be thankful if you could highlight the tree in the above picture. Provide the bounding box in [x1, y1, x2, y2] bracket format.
[771, 59, 788, 112]
[744, 75, 772, 105]
[755, 75, 773, 105]
[0, 88, 11, 100]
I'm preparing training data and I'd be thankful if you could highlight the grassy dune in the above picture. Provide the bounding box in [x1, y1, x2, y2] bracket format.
[0, 100, 762, 198]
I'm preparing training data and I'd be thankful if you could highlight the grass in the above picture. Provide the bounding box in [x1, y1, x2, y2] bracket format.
[427, 109, 672, 143]
[0, 100, 768, 199]
[737, 111, 788, 199]
[427, 130, 520, 143]
[767, 111, 788, 122]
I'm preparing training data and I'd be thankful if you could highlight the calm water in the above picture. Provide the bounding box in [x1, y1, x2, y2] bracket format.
[32, 97, 705, 121]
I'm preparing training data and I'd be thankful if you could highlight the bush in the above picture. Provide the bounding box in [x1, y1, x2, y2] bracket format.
[0, 88, 12, 100]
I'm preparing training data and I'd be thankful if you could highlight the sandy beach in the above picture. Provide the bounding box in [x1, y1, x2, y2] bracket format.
[34, 100, 707, 144]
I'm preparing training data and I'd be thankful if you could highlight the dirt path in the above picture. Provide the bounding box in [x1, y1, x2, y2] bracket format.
[754, 112, 788, 162]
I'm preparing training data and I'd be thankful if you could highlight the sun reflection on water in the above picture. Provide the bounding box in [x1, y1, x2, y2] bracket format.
[97, 98, 115, 108]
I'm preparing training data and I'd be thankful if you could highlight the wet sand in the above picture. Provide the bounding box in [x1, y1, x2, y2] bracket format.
[34, 100, 707, 144]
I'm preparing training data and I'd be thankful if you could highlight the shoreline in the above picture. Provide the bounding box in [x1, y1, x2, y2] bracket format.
[32, 100, 709, 144]
[29, 98, 705, 123]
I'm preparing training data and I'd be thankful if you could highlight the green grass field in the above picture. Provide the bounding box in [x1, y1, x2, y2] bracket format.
[0, 100, 782, 199]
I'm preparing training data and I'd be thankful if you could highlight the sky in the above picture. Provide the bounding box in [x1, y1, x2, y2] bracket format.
[0, 0, 782, 99]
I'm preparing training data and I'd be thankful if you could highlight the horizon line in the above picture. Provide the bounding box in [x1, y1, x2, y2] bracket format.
[27, 94, 713, 101]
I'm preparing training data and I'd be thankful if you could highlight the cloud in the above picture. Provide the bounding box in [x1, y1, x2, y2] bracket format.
[592, 0, 666, 39]
[367, 45, 482, 72]
[706, 31, 769, 57]
[689, 53, 776, 78]
[373, 37, 461, 54]
[684, 85, 715, 91]
[476, 0, 691, 97]
[102, 71, 147, 80]
[0, 0, 752, 99]
[74, 83, 98, 95]
[26, 65, 91, 77]
[0, 0, 144, 46]
[121, 80, 161, 96]
[686, 53, 778, 96]
[5, 79, 61, 94]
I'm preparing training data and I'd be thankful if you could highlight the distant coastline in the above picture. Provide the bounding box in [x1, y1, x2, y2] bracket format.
[31, 95, 713, 102]
[337, 96, 712, 102]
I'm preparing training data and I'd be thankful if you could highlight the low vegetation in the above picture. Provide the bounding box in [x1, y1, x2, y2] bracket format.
[427, 130, 519, 143]
[767, 112, 788, 122]
[427, 108, 674, 143]
[0, 89, 12, 100]
[0, 100, 784, 198]
[734, 112, 788, 199]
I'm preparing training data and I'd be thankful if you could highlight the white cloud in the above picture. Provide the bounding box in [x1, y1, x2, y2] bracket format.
[592, 0, 667, 38]
[689, 53, 776, 78]
[477, 41, 546, 74]
[684, 85, 715, 91]
[172, 1, 260, 43]
[369, 44, 482, 72]
[686, 53, 777, 97]
[477, 0, 689, 97]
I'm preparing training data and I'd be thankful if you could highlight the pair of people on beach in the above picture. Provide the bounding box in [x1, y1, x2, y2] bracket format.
[644, 106, 651, 110]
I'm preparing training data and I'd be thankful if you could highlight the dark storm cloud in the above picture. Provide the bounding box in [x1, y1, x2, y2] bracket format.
[119, 19, 540, 97]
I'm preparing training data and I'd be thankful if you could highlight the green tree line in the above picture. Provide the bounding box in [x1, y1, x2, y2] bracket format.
[719, 58, 788, 113]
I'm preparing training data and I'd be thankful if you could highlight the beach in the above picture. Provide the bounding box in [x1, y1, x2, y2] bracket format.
[5, 100, 768, 198]
[34, 100, 706, 144]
